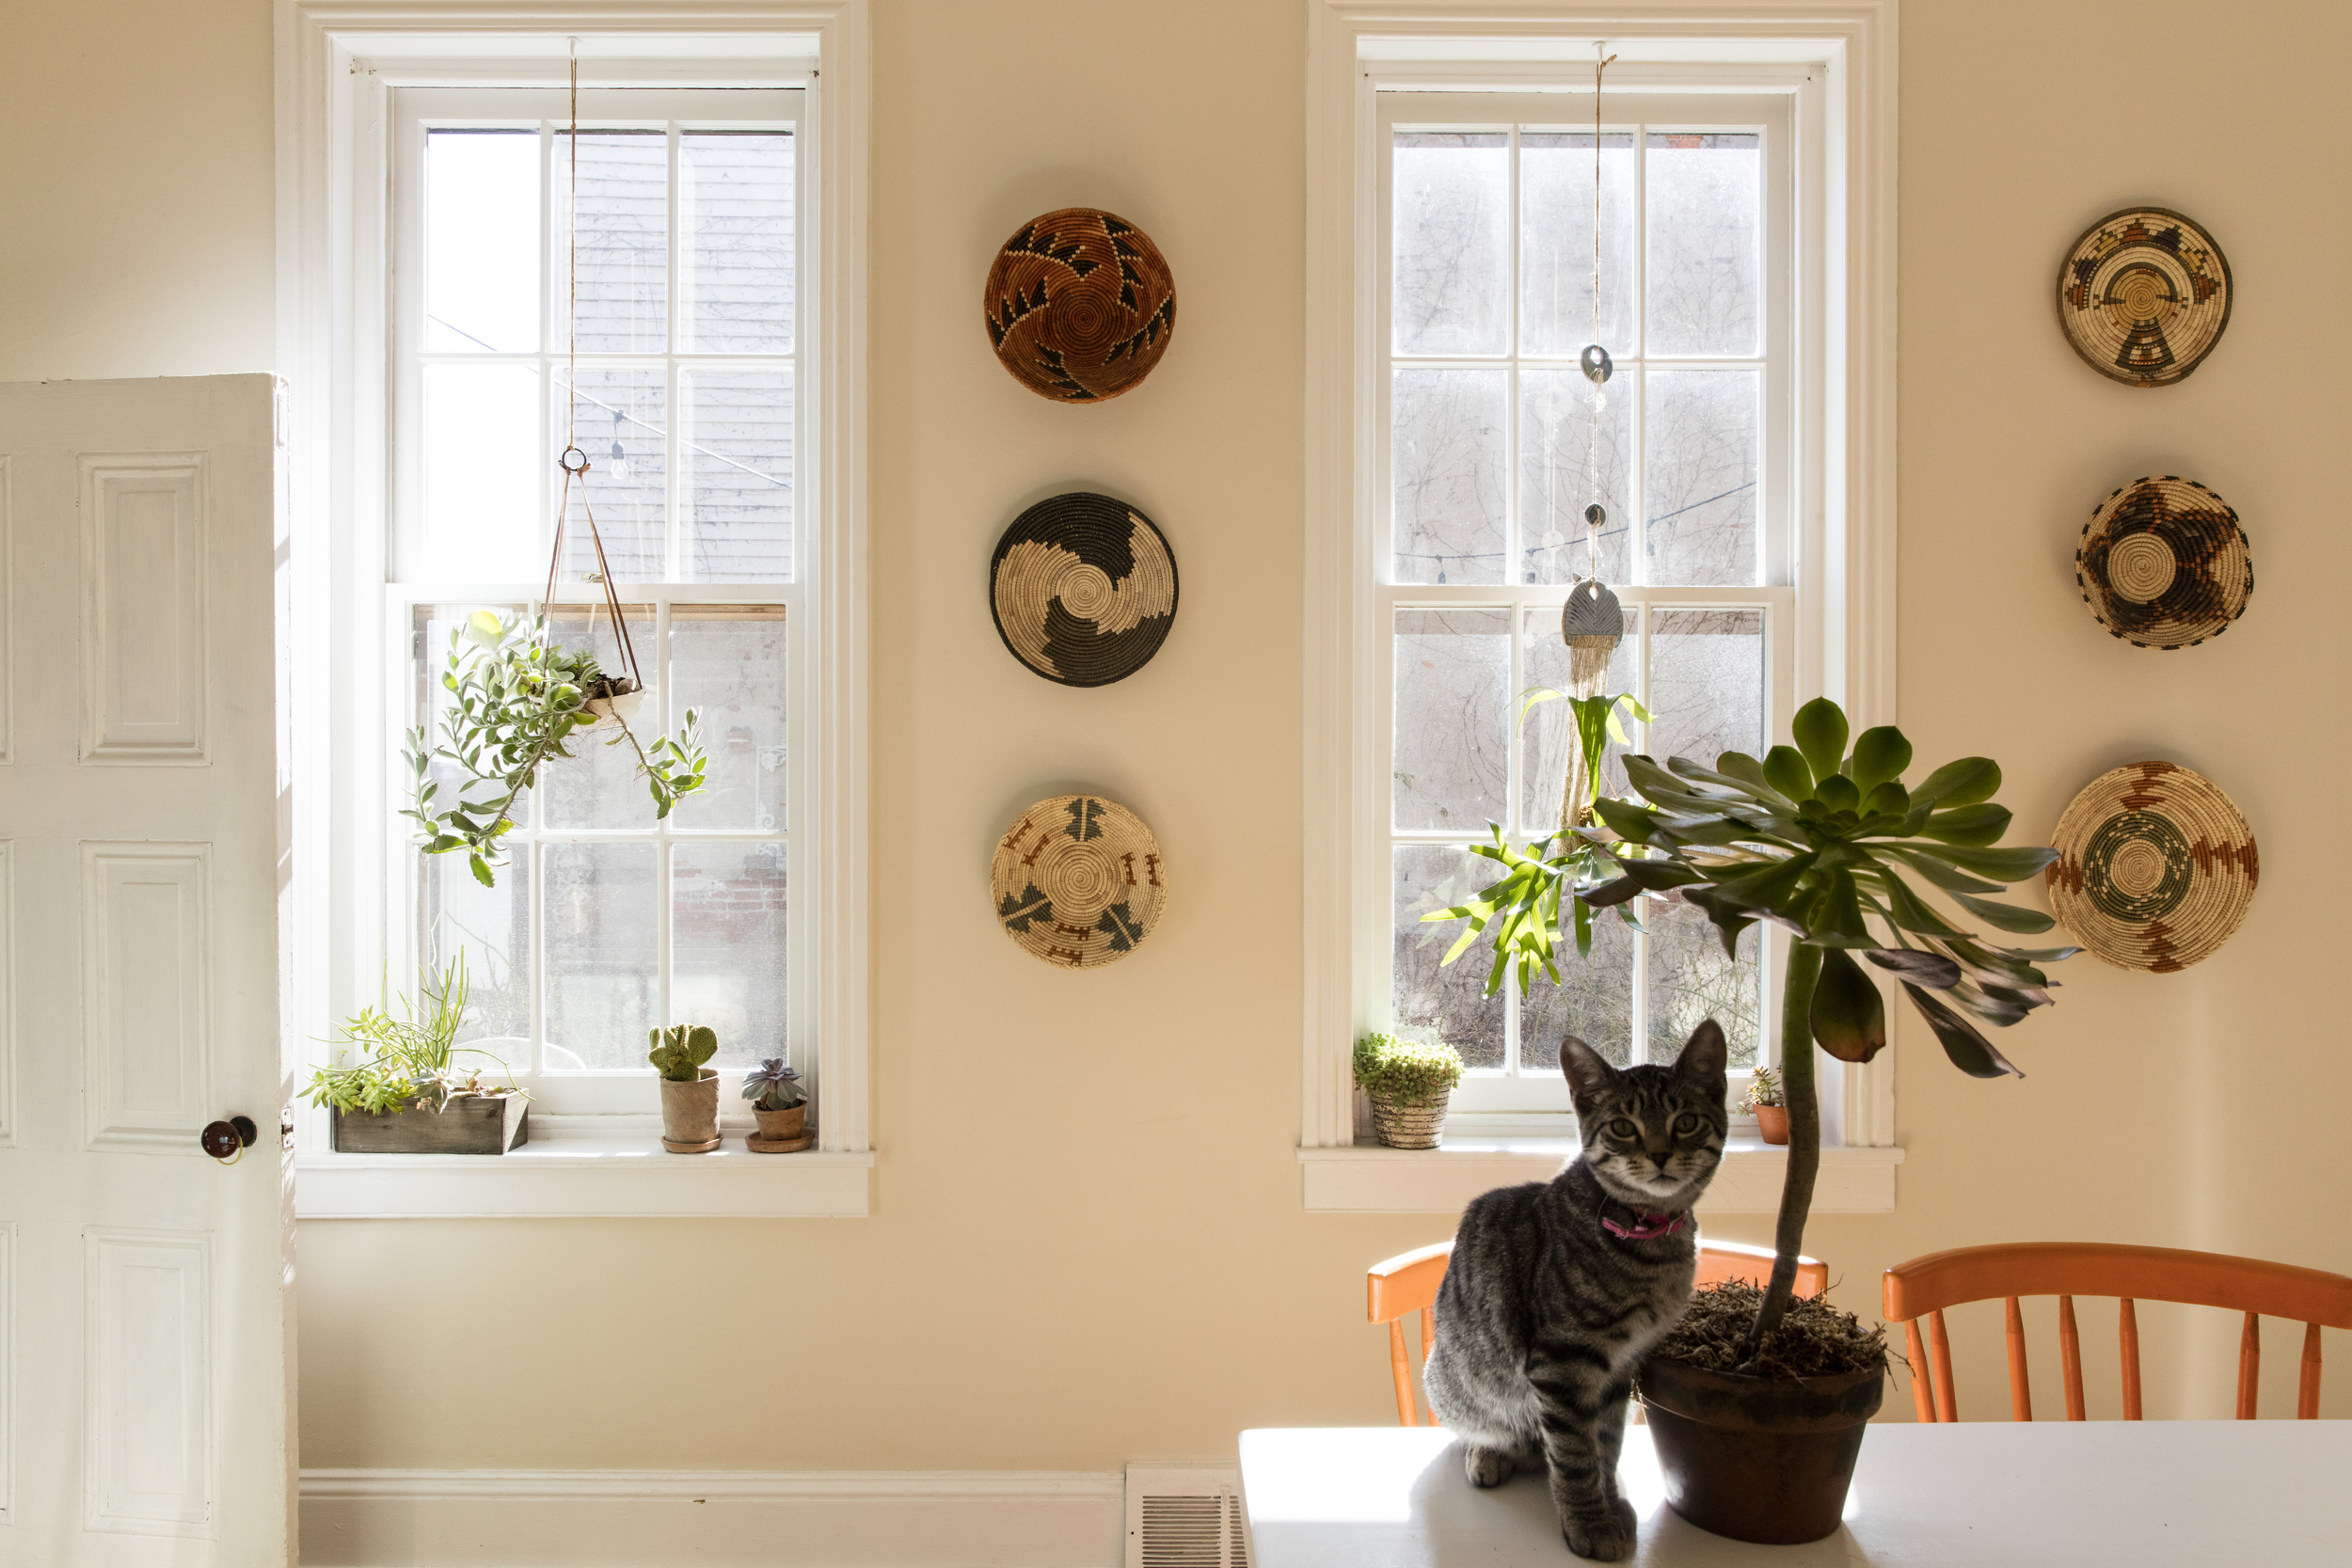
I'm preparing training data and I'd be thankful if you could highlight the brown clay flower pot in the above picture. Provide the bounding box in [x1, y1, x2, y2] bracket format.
[1369, 1093, 1449, 1149]
[659, 1069, 722, 1152]
[1636, 1352, 1884, 1544]
[752, 1104, 805, 1142]
[1753, 1103, 1788, 1145]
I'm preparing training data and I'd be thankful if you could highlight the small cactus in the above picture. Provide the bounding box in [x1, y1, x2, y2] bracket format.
[648, 1023, 718, 1082]
[740, 1057, 805, 1111]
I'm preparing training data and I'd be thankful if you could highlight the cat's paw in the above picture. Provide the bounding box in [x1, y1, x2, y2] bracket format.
[1461, 1445, 1518, 1487]
[1561, 1505, 1637, 1562]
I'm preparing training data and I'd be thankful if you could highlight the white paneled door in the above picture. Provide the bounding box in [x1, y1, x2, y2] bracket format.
[0, 377, 292, 1565]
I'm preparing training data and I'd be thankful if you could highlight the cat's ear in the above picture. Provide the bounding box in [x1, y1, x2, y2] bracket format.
[1558, 1035, 1616, 1108]
[1675, 1019, 1729, 1096]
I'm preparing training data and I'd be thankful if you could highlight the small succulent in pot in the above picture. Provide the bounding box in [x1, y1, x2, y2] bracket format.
[742, 1056, 808, 1148]
[648, 1023, 718, 1082]
[1352, 1032, 1465, 1149]
[649, 1023, 722, 1152]
[1744, 1063, 1789, 1146]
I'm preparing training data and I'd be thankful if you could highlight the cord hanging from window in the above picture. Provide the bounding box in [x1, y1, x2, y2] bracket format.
[540, 40, 645, 700]
[1558, 42, 1625, 832]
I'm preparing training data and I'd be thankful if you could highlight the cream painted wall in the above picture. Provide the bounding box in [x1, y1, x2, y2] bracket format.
[5, 0, 2348, 1473]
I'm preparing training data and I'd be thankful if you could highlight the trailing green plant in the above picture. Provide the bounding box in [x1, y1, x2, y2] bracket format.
[404, 610, 708, 889]
[1353, 1033, 1466, 1107]
[741, 1057, 805, 1111]
[648, 1023, 719, 1082]
[303, 953, 522, 1115]
[1424, 695, 2075, 1363]
[1742, 1064, 1785, 1111]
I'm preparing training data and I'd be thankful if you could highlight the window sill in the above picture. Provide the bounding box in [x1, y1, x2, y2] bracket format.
[1297, 1140, 1901, 1214]
[296, 1117, 873, 1218]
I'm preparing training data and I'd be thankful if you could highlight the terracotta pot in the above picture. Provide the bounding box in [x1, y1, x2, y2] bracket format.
[1636, 1351, 1884, 1544]
[752, 1103, 806, 1141]
[659, 1069, 722, 1152]
[1753, 1103, 1789, 1145]
[1369, 1092, 1448, 1149]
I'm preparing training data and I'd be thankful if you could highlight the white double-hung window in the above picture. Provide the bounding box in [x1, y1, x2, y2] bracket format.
[1384, 93, 1793, 1117]
[388, 87, 809, 1117]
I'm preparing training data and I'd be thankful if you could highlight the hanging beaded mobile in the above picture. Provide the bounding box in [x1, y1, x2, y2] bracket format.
[1560, 45, 1623, 830]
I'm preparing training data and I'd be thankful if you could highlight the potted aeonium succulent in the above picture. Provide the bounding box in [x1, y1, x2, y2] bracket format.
[404, 610, 708, 889]
[1427, 694, 2075, 1544]
[741, 1057, 808, 1149]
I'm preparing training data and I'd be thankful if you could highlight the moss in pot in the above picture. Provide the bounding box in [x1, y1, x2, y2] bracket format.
[1427, 695, 2074, 1545]
[1353, 1033, 1464, 1148]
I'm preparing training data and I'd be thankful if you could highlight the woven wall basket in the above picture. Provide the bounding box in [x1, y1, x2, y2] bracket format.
[983, 208, 1176, 402]
[2047, 762, 2257, 973]
[992, 795, 1168, 969]
[2057, 207, 2232, 388]
[2076, 475, 2252, 648]
[991, 492, 1178, 687]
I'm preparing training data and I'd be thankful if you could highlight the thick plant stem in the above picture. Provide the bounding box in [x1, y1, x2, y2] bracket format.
[1740, 940, 1823, 1364]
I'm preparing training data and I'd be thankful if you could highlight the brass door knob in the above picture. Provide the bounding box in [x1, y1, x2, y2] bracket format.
[200, 1116, 259, 1164]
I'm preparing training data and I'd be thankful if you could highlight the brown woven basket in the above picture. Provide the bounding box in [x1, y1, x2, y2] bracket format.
[990, 794, 1168, 969]
[2047, 762, 2257, 973]
[1370, 1094, 1450, 1150]
[983, 209, 1176, 402]
[2057, 207, 2232, 388]
[2076, 476, 2251, 649]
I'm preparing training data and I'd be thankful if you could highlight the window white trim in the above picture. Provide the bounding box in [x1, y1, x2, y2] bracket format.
[1301, 1, 1897, 1164]
[277, 1, 870, 1215]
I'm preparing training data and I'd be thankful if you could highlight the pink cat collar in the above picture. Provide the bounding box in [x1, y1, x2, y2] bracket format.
[1601, 1209, 1688, 1241]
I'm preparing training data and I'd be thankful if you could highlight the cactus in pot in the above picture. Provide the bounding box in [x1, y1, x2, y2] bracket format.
[741, 1057, 808, 1150]
[649, 1024, 722, 1153]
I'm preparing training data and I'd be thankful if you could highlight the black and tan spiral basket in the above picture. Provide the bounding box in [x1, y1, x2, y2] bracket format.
[983, 208, 1177, 402]
[2075, 475, 2252, 649]
[991, 794, 1167, 969]
[2057, 207, 2233, 388]
[990, 492, 1178, 686]
[2047, 762, 2258, 974]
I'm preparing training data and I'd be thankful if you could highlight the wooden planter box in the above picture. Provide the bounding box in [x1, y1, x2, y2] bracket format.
[332, 1093, 528, 1154]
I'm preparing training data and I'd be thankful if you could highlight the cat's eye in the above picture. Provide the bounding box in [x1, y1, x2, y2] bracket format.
[1608, 1118, 1638, 1139]
[1672, 1114, 1699, 1135]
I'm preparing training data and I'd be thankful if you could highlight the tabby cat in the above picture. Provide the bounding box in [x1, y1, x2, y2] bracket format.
[1422, 1021, 1730, 1561]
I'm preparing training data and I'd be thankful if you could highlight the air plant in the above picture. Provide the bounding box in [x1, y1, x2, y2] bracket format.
[404, 610, 707, 888]
[741, 1057, 806, 1111]
[1426, 695, 2076, 1362]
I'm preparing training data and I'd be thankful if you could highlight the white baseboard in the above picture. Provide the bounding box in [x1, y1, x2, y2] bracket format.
[298, 1468, 1124, 1567]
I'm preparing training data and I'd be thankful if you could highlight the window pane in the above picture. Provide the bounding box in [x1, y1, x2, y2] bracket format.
[672, 841, 787, 1071]
[1518, 606, 1636, 836]
[413, 602, 533, 827]
[1392, 367, 1506, 585]
[670, 606, 787, 832]
[681, 369, 793, 582]
[1647, 897, 1761, 1069]
[1519, 365, 1632, 587]
[1644, 369, 1758, 585]
[1645, 133, 1760, 357]
[1393, 609, 1508, 832]
[420, 847, 532, 1071]
[1520, 133, 1634, 358]
[1524, 909, 1637, 1069]
[543, 842, 659, 1070]
[539, 606, 656, 831]
[425, 130, 540, 354]
[558, 368, 667, 581]
[554, 130, 667, 353]
[1392, 845, 1505, 1069]
[421, 364, 541, 579]
[1392, 132, 1509, 356]
[1647, 609, 1764, 773]
[681, 132, 794, 354]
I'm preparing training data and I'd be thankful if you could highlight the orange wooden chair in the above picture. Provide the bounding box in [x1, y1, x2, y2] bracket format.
[1367, 1238, 1830, 1426]
[1882, 1243, 2352, 1423]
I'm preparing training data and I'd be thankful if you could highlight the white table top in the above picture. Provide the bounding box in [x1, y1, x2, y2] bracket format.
[1240, 1422, 2352, 1566]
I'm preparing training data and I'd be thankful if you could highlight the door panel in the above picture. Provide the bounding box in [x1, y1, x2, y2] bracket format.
[0, 374, 290, 1567]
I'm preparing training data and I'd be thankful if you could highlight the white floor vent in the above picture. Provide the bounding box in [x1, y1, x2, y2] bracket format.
[1125, 1465, 1248, 1568]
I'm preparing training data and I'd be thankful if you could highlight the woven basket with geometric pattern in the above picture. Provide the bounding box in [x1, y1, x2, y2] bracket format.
[2047, 762, 2257, 973]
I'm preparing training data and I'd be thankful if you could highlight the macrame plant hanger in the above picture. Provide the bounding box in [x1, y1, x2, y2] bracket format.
[1560, 43, 1623, 832]
[543, 44, 644, 711]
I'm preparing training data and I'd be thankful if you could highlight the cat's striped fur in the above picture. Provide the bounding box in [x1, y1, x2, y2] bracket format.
[1423, 1022, 1730, 1561]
